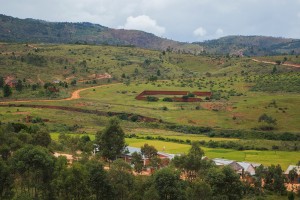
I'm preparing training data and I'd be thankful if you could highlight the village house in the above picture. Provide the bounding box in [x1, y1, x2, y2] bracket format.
[212, 158, 259, 177]
[122, 146, 176, 168]
[284, 165, 300, 184]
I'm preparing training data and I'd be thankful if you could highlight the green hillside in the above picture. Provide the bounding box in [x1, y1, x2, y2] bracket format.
[0, 14, 202, 52]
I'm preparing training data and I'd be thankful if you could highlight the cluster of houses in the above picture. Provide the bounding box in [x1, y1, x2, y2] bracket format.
[122, 146, 300, 183]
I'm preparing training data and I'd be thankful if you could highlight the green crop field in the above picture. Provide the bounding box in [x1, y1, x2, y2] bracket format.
[125, 137, 299, 169]
[49, 132, 299, 169]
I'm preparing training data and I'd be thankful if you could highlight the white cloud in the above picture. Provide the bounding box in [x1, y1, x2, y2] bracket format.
[216, 28, 224, 36]
[297, 12, 300, 18]
[120, 15, 166, 36]
[193, 27, 207, 37]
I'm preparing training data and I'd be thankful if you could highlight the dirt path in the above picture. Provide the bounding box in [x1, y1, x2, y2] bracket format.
[0, 83, 122, 104]
[252, 59, 300, 68]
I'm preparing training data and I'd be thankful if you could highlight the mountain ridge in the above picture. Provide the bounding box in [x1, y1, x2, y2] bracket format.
[1, 14, 300, 56]
[0, 14, 202, 53]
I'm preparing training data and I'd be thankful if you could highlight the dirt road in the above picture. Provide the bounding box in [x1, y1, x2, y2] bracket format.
[252, 59, 300, 68]
[0, 83, 122, 104]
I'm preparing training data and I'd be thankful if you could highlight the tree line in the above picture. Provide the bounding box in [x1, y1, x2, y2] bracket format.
[0, 118, 299, 199]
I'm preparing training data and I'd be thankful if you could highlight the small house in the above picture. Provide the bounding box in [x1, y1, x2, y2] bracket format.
[284, 165, 300, 184]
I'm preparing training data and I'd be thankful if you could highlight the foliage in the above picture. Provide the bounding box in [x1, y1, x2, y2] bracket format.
[146, 96, 159, 102]
[3, 84, 12, 97]
[152, 167, 186, 200]
[96, 117, 126, 162]
[205, 166, 243, 200]
[131, 152, 144, 173]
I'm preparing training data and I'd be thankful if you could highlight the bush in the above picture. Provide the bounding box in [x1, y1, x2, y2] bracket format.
[163, 97, 173, 102]
[147, 96, 159, 102]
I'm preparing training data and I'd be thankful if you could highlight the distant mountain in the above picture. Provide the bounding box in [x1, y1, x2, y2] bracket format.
[0, 14, 202, 53]
[1, 14, 300, 56]
[195, 36, 300, 56]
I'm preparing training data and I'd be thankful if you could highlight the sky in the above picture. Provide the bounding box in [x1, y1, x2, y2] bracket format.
[0, 0, 300, 42]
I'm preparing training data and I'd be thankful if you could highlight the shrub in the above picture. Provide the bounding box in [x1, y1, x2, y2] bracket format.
[147, 96, 159, 102]
[163, 97, 173, 102]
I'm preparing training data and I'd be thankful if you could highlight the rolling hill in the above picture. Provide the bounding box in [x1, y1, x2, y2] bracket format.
[0, 14, 202, 53]
[196, 35, 300, 56]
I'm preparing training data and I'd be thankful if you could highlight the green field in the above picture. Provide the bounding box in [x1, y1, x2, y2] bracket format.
[49, 132, 299, 169]
[125, 137, 299, 169]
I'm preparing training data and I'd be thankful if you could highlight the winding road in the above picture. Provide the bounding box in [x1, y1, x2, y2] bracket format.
[0, 83, 122, 104]
[252, 59, 300, 68]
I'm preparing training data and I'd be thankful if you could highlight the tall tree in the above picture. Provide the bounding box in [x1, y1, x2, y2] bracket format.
[288, 167, 298, 183]
[15, 80, 23, 92]
[3, 84, 12, 97]
[173, 142, 211, 181]
[96, 117, 126, 163]
[86, 159, 112, 200]
[186, 179, 212, 200]
[0, 76, 4, 88]
[205, 166, 243, 200]
[153, 167, 186, 200]
[141, 143, 157, 159]
[0, 159, 14, 199]
[264, 165, 286, 194]
[12, 145, 55, 199]
[131, 152, 144, 174]
[108, 159, 134, 200]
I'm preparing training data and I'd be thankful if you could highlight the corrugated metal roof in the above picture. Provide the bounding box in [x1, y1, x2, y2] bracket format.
[212, 158, 235, 165]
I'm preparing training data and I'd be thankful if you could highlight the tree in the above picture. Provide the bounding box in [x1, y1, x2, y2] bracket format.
[15, 80, 23, 92]
[141, 144, 161, 169]
[108, 159, 134, 200]
[186, 179, 212, 200]
[141, 144, 157, 159]
[62, 162, 90, 199]
[96, 118, 126, 163]
[264, 165, 286, 194]
[153, 167, 186, 200]
[0, 76, 4, 88]
[86, 159, 112, 200]
[131, 152, 144, 173]
[205, 166, 243, 200]
[288, 167, 298, 183]
[3, 84, 12, 97]
[71, 79, 77, 86]
[12, 145, 55, 199]
[31, 130, 51, 147]
[157, 69, 161, 76]
[173, 142, 211, 181]
[0, 159, 14, 199]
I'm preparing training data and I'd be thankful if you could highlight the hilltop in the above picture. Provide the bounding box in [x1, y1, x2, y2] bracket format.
[1, 14, 300, 56]
[196, 35, 300, 56]
[0, 14, 202, 53]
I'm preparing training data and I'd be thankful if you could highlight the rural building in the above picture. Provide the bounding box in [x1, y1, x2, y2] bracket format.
[212, 158, 259, 176]
[122, 146, 176, 167]
[237, 162, 256, 176]
[284, 165, 300, 183]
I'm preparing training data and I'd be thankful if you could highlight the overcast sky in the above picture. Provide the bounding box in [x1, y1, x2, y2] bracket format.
[1, 0, 300, 42]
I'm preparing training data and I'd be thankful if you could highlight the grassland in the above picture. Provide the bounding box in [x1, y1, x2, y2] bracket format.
[1, 43, 300, 169]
